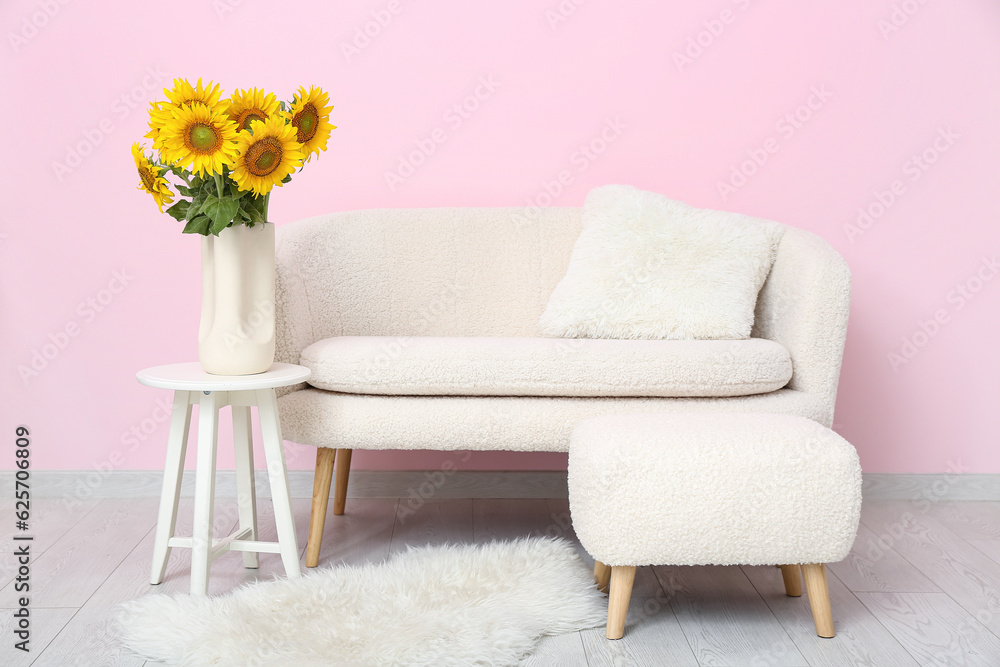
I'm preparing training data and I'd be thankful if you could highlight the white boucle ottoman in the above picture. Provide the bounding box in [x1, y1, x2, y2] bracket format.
[568, 413, 862, 640]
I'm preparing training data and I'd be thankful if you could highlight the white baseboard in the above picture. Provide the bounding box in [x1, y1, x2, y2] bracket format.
[861, 473, 1000, 501]
[0, 470, 568, 501]
[2, 471, 998, 501]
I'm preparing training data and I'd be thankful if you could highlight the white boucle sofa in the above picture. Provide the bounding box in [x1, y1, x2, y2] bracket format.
[272, 206, 851, 566]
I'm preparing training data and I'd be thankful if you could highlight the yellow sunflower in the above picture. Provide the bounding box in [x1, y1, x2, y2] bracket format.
[158, 103, 240, 176]
[227, 87, 280, 132]
[146, 78, 226, 150]
[285, 85, 335, 162]
[231, 115, 305, 197]
[132, 143, 174, 213]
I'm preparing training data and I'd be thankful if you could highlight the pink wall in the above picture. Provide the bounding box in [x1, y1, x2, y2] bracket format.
[2, 0, 998, 474]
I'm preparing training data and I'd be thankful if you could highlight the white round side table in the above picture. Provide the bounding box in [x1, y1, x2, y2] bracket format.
[137, 362, 311, 595]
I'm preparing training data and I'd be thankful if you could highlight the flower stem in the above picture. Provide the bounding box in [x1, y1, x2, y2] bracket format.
[263, 192, 270, 224]
[159, 162, 191, 186]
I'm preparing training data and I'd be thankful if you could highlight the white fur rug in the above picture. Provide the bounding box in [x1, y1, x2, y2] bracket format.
[118, 538, 606, 666]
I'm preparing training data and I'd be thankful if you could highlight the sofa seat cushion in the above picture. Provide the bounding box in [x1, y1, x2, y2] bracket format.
[299, 336, 792, 398]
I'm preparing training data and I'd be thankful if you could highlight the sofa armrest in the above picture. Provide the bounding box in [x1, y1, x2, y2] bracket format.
[274, 225, 316, 397]
[752, 228, 851, 426]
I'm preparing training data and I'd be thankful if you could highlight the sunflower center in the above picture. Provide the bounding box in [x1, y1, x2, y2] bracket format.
[236, 109, 266, 132]
[188, 123, 221, 153]
[293, 104, 318, 142]
[138, 166, 157, 191]
[245, 137, 283, 177]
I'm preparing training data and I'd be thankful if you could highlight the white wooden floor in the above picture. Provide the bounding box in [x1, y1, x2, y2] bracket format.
[3, 496, 1000, 666]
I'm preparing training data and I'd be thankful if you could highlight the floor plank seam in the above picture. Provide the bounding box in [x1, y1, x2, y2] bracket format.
[744, 565, 807, 667]
[0, 500, 105, 591]
[27, 512, 159, 665]
[826, 565, 922, 665]
[857, 504, 1000, 656]
[29, 605, 83, 666]
[384, 498, 402, 557]
[19, 499, 1000, 666]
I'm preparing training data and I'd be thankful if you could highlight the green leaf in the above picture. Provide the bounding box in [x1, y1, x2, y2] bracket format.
[165, 199, 190, 221]
[247, 207, 265, 225]
[230, 186, 248, 200]
[243, 196, 266, 224]
[182, 216, 210, 235]
[203, 197, 240, 232]
[209, 216, 230, 236]
[281, 174, 292, 184]
[186, 195, 205, 221]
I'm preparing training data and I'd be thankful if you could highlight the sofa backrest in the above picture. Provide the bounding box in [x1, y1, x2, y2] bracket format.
[275, 206, 851, 424]
[276, 207, 584, 340]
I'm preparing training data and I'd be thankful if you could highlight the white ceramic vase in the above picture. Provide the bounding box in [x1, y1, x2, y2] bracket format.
[198, 222, 276, 375]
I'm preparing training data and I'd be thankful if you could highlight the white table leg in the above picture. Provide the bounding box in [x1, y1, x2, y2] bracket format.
[191, 390, 223, 595]
[232, 402, 259, 569]
[150, 390, 192, 585]
[256, 388, 301, 578]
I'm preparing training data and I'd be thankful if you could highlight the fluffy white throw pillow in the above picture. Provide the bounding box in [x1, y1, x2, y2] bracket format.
[539, 185, 784, 340]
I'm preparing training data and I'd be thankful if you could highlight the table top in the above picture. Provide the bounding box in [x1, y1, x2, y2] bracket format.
[136, 362, 311, 391]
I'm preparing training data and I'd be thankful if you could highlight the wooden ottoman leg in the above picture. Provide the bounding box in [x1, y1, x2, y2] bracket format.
[306, 447, 336, 568]
[333, 448, 353, 515]
[594, 560, 612, 593]
[606, 565, 636, 640]
[780, 564, 802, 597]
[801, 563, 835, 638]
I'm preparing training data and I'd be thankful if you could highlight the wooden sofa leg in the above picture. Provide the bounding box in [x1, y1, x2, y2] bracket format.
[306, 447, 336, 568]
[333, 449, 353, 516]
[801, 563, 835, 638]
[594, 560, 612, 593]
[780, 564, 803, 597]
[606, 566, 636, 640]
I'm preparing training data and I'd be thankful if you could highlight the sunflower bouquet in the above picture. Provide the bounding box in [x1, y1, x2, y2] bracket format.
[132, 78, 334, 236]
